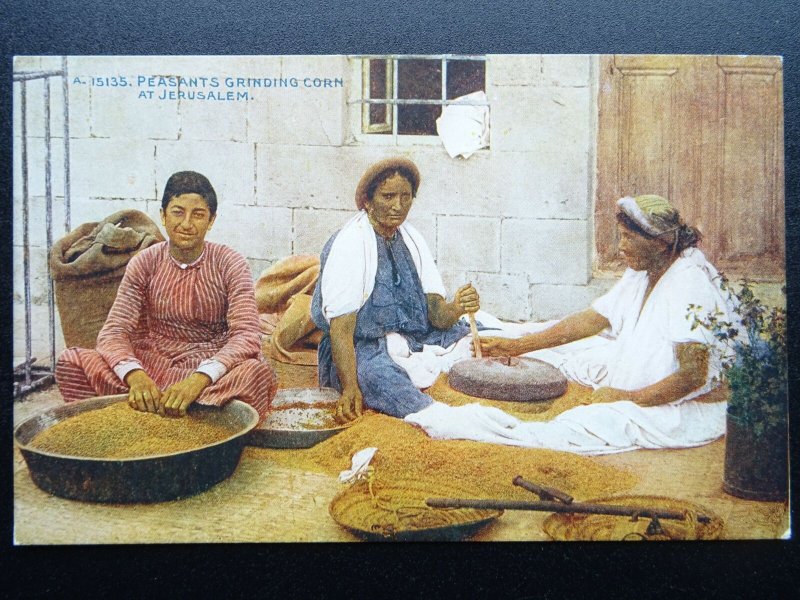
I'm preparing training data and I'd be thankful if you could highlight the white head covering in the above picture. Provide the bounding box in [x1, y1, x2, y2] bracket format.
[616, 194, 682, 237]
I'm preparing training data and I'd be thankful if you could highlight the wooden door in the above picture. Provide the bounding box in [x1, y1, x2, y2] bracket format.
[596, 55, 784, 280]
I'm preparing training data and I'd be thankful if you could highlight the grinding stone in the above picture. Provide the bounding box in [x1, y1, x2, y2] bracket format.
[448, 357, 568, 402]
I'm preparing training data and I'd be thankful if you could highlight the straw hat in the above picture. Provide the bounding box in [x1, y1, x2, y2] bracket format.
[354, 157, 421, 210]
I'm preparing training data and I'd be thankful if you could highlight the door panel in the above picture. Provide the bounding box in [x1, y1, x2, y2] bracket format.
[596, 55, 784, 280]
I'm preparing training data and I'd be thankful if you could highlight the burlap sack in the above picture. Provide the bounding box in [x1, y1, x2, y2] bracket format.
[255, 255, 321, 366]
[49, 209, 164, 349]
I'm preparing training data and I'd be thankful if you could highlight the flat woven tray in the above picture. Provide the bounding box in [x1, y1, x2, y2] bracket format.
[542, 495, 724, 541]
[329, 478, 502, 541]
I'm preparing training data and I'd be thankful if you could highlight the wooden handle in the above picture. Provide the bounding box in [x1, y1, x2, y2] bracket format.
[469, 312, 482, 358]
[513, 476, 574, 504]
[426, 497, 711, 523]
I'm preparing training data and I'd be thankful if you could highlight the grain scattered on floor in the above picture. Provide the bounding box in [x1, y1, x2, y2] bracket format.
[13, 363, 789, 542]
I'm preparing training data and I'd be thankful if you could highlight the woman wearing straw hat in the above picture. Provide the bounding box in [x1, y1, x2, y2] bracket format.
[409, 194, 741, 454]
[311, 157, 480, 423]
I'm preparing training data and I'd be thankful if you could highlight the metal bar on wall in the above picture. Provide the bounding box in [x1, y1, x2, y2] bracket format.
[63, 56, 71, 232]
[352, 54, 487, 61]
[13, 61, 70, 397]
[13, 69, 64, 81]
[351, 98, 489, 106]
[20, 80, 32, 387]
[441, 58, 447, 103]
[392, 57, 399, 142]
[44, 77, 57, 375]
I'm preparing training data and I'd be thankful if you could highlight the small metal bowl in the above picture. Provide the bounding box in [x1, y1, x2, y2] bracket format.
[14, 394, 259, 504]
[247, 387, 351, 449]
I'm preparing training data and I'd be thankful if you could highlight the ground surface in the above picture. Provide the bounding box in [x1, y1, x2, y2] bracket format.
[13, 363, 790, 544]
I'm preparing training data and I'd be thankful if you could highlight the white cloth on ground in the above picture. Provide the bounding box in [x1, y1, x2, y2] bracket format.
[319, 211, 446, 321]
[338, 447, 378, 483]
[405, 399, 728, 456]
[404, 401, 529, 446]
[386, 333, 473, 388]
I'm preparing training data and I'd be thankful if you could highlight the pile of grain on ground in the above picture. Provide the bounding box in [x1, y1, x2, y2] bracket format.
[260, 370, 635, 499]
[263, 411, 637, 502]
[29, 402, 239, 458]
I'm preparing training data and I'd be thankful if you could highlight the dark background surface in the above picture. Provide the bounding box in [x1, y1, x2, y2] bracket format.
[1, 1, 798, 596]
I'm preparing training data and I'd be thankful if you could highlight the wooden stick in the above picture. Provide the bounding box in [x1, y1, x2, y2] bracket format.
[425, 497, 711, 523]
[512, 476, 574, 504]
[469, 313, 482, 358]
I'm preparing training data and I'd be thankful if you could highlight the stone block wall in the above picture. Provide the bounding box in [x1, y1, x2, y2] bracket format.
[13, 54, 602, 363]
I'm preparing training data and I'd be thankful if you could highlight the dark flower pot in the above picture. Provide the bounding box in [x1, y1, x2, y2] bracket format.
[722, 410, 788, 502]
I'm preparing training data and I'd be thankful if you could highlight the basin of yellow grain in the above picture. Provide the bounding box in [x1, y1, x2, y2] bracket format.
[15, 394, 259, 503]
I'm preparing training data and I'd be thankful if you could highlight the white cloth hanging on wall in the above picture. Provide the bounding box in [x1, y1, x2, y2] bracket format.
[436, 91, 490, 159]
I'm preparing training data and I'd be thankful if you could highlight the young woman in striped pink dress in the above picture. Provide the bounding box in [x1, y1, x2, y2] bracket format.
[56, 171, 277, 421]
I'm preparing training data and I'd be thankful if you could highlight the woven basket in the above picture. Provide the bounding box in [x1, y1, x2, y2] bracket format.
[543, 495, 724, 541]
[329, 477, 502, 541]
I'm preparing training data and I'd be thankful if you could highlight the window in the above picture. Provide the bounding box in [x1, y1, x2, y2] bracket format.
[357, 55, 487, 137]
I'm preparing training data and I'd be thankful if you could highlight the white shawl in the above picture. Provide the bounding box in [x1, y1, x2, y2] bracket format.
[319, 211, 447, 322]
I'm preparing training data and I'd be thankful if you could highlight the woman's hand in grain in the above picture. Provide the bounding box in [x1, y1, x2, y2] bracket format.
[160, 372, 212, 417]
[125, 369, 162, 414]
[336, 385, 364, 424]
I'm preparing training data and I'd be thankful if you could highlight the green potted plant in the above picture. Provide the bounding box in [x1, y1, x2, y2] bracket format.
[689, 278, 788, 502]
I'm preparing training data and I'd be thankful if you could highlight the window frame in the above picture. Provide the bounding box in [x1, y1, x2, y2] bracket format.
[349, 54, 489, 145]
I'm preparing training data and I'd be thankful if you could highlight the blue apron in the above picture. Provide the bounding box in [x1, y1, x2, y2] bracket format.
[311, 230, 469, 417]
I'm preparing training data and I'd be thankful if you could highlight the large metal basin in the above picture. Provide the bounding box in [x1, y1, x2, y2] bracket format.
[14, 394, 259, 503]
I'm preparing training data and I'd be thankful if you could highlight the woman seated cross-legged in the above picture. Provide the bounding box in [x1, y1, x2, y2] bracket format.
[407, 194, 742, 454]
[56, 171, 277, 421]
[311, 157, 480, 423]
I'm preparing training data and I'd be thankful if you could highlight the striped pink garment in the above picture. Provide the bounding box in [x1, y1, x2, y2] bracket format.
[56, 242, 276, 420]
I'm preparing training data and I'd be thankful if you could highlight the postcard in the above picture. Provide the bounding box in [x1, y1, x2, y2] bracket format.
[12, 54, 789, 543]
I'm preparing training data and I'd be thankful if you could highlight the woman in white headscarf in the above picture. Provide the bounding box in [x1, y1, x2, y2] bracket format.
[407, 194, 741, 454]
